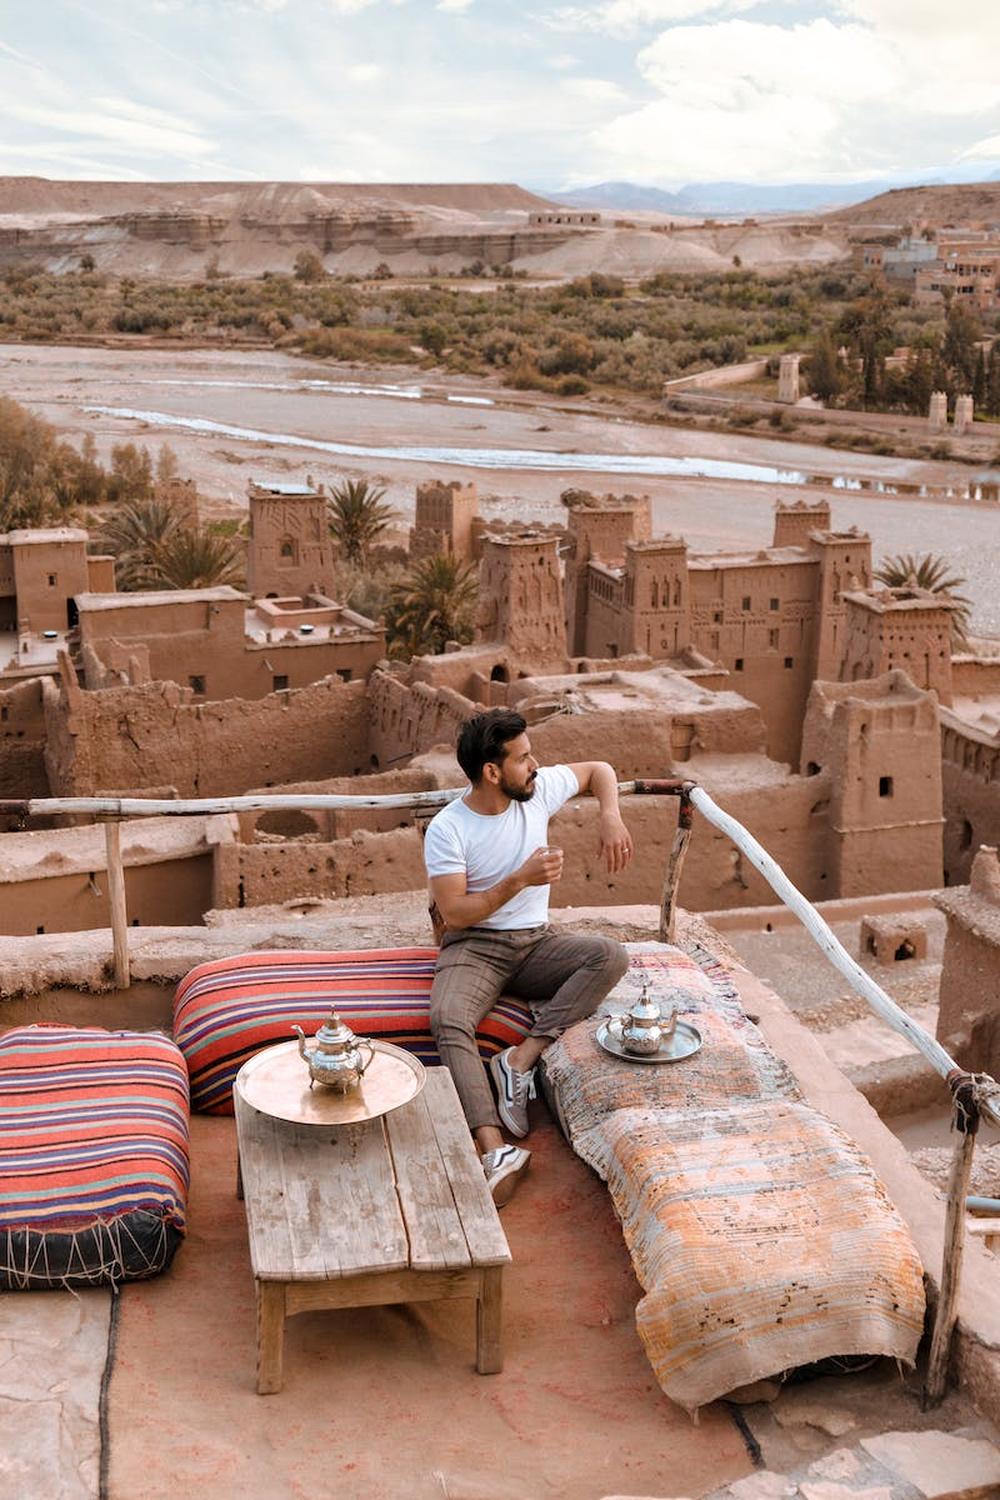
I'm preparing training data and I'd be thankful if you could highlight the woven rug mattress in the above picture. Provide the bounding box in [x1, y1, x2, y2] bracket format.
[0, 1025, 189, 1290]
[544, 943, 926, 1412]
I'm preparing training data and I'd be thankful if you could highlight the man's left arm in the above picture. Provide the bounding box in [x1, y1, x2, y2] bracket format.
[567, 761, 634, 874]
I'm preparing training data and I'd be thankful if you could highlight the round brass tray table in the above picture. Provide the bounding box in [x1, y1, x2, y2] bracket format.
[234, 1037, 426, 1126]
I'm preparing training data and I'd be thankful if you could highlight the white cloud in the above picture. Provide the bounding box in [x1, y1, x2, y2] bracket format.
[589, 11, 1000, 182]
[323, 0, 409, 10]
[547, 51, 579, 68]
[638, 18, 896, 107]
[437, 0, 474, 11]
[5, 98, 216, 158]
[835, 0, 1000, 115]
[346, 62, 386, 81]
[959, 133, 1000, 162]
[562, 76, 627, 103]
[543, 0, 765, 34]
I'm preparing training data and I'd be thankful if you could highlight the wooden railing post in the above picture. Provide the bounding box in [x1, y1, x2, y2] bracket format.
[629, 778, 697, 945]
[660, 789, 695, 943]
[924, 1073, 981, 1406]
[103, 819, 131, 990]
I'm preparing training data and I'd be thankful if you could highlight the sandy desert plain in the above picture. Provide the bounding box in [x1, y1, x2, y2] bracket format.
[5, 340, 1000, 633]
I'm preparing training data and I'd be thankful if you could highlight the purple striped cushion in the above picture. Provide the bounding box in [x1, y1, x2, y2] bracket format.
[0, 1025, 189, 1290]
[173, 948, 534, 1114]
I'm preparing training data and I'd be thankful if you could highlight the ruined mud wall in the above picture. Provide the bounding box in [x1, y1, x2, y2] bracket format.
[213, 827, 428, 909]
[1, 856, 215, 937]
[940, 713, 1000, 886]
[0, 677, 49, 812]
[43, 673, 369, 797]
[214, 779, 836, 915]
[235, 767, 440, 842]
[368, 670, 477, 769]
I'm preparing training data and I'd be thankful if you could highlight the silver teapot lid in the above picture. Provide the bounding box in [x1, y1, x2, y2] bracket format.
[625, 984, 662, 1024]
[313, 1009, 360, 1052]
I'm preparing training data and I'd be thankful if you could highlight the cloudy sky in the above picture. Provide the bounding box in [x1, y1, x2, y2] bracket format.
[2, 0, 999, 187]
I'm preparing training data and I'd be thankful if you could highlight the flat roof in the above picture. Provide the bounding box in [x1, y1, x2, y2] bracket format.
[842, 588, 958, 613]
[249, 482, 320, 497]
[75, 587, 247, 611]
[0, 527, 89, 545]
[688, 546, 816, 569]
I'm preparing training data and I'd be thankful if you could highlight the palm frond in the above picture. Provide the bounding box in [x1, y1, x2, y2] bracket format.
[874, 551, 972, 644]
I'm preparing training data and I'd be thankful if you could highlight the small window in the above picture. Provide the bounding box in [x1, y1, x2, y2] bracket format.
[806, 761, 820, 777]
[784, 656, 793, 669]
[741, 595, 751, 611]
[734, 657, 744, 671]
[272, 674, 289, 692]
[713, 610, 723, 624]
[769, 597, 779, 611]
[189, 675, 206, 695]
[0, 706, 7, 723]
[769, 628, 779, 649]
[879, 775, 893, 798]
[336, 668, 353, 683]
[47, 573, 57, 587]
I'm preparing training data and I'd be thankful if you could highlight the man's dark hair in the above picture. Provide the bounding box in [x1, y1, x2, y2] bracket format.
[457, 709, 528, 783]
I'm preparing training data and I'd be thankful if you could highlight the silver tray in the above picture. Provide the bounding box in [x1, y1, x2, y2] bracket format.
[234, 1038, 426, 1126]
[595, 1015, 703, 1065]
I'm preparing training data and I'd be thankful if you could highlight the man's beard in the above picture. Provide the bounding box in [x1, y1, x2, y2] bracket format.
[501, 772, 536, 803]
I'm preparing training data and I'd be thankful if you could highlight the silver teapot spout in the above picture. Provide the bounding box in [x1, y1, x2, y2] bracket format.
[292, 1010, 375, 1093]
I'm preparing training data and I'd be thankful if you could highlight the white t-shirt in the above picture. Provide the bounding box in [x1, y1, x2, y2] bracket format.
[423, 764, 580, 930]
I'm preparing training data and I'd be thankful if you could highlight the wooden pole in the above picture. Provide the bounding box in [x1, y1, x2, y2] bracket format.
[924, 1081, 979, 1407]
[659, 791, 694, 943]
[103, 820, 131, 990]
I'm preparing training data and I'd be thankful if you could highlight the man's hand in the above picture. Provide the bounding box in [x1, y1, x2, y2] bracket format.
[598, 813, 633, 874]
[518, 845, 564, 887]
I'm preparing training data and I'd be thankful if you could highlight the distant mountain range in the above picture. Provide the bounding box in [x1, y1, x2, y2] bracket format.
[545, 180, 898, 216]
[545, 173, 1000, 217]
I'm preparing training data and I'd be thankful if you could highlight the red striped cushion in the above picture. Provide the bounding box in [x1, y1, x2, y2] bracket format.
[173, 948, 534, 1115]
[0, 1025, 189, 1290]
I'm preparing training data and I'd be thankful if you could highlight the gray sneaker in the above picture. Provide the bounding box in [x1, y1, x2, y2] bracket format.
[489, 1047, 536, 1138]
[482, 1145, 531, 1206]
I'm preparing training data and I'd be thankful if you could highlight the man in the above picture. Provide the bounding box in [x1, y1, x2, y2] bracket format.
[423, 708, 633, 1205]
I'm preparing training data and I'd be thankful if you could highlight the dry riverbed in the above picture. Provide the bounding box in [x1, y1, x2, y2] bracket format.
[5, 342, 1000, 631]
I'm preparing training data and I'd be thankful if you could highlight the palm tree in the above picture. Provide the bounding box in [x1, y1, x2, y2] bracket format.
[327, 478, 395, 565]
[385, 554, 477, 658]
[874, 552, 972, 644]
[97, 498, 179, 590]
[150, 527, 245, 590]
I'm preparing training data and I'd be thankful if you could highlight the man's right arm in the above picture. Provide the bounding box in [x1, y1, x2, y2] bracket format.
[430, 847, 563, 931]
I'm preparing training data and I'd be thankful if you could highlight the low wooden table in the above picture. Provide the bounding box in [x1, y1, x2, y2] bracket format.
[235, 1066, 512, 1394]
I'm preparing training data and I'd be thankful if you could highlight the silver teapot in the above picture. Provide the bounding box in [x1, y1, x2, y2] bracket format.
[292, 1010, 375, 1093]
[618, 985, 677, 1056]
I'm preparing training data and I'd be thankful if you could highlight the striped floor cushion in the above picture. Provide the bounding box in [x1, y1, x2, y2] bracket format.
[0, 1025, 190, 1291]
[173, 948, 534, 1114]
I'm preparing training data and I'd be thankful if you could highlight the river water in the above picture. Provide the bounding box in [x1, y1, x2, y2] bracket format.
[86, 403, 999, 500]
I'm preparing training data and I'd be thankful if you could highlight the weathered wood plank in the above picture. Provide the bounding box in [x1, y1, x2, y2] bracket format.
[236, 1094, 408, 1279]
[385, 1083, 471, 1272]
[236, 1102, 294, 1277]
[285, 1268, 481, 1315]
[423, 1071, 511, 1268]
